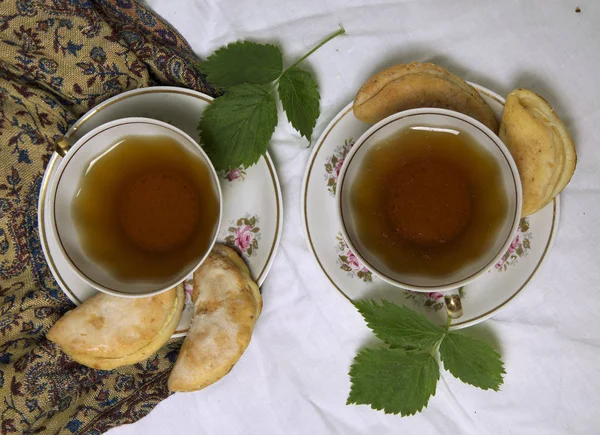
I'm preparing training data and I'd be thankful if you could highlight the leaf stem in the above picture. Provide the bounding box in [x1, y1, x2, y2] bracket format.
[444, 314, 452, 334]
[268, 25, 346, 96]
[431, 336, 444, 356]
[287, 24, 346, 71]
[430, 314, 453, 356]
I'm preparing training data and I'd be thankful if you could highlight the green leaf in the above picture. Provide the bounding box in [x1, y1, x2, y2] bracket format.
[353, 300, 444, 350]
[199, 83, 277, 170]
[347, 348, 439, 416]
[389, 343, 419, 351]
[200, 41, 283, 88]
[278, 66, 320, 140]
[439, 332, 505, 391]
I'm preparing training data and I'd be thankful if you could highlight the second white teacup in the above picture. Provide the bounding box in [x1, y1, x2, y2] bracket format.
[337, 108, 522, 292]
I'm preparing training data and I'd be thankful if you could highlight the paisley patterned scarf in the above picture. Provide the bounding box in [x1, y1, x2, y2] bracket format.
[0, 1, 215, 433]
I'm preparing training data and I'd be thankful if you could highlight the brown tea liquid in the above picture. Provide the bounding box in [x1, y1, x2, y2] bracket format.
[349, 126, 508, 278]
[72, 136, 219, 283]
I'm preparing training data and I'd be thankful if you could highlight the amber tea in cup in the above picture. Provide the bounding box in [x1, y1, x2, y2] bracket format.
[51, 117, 222, 297]
[348, 126, 508, 277]
[72, 135, 219, 283]
[337, 109, 522, 291]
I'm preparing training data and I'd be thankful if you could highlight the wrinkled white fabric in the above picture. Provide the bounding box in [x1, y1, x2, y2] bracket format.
[109, 1, 600, 434]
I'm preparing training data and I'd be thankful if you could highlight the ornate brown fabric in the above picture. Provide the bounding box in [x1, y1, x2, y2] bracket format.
[0, 1, 215, 433]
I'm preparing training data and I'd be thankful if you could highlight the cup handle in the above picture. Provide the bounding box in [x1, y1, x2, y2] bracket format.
[444, 288, 464, 319]
[56, 137, 71, 157]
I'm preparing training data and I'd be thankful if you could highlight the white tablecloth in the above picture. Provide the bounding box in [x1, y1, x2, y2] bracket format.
[110, 1, 600, 433]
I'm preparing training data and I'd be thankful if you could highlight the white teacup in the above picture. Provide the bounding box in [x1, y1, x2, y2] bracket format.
[337, 108, 522, 293]
[48, 117, 222, 297]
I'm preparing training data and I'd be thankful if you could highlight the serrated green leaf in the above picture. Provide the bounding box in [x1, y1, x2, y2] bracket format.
[347, 348, 439, 416]
[389, 344, 419, 351]
[439, 332, 505, 391]
[200, 41, 283, 88]
[199, 83, 277, 170]
[278, 66, 320, 140]
[353, 300, 444, 350]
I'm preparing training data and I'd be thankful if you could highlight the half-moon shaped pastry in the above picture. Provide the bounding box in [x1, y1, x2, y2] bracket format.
[47, 285, 183, 370]
[168, 245, 261, 392]
[353, 62, 499, 133]
[499, 88, 576, 216]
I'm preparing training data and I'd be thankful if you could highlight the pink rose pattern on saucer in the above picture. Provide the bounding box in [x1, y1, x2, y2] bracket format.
[404, 291, 444, 312]
[335, 232, 373, 283]
[404, 287, 466, 313]
[225, 214, 261, 257]
[183, 212, 261, 315]
[495, 218, 532, 272]
[334, 227, 468, 312]
[324, 138, 354, 196]
[222, 166, 247, 182]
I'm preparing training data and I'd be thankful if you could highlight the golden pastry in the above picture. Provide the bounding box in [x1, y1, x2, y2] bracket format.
[47, 284, 184, 370]
[168, 245, 261, 392]
[353, 62, 499, 133]
[499, 88, 576, 216]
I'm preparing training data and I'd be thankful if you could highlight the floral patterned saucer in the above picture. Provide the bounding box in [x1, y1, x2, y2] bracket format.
[38, 87, 283, 337]
[301, 83, 559, 329]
